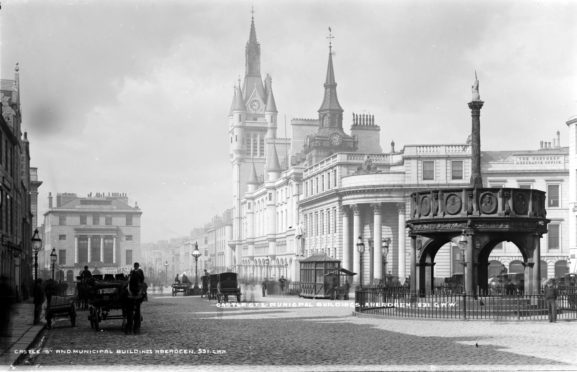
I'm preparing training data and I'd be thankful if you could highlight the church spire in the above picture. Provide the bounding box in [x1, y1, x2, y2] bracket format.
[318, 27, 343, 129]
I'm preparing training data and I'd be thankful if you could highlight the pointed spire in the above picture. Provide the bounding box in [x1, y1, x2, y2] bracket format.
[243, 10, 265, 101]
[318, 28, 343, 120]
[13, 63, 20, 105]
[248, 160, 259, 185]
[264, 74, 277, 113]
[268, 144, 282, 172]
[229, 82, 246, 114]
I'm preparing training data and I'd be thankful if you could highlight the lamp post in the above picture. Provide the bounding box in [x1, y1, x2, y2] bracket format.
[192, 241, 201, 291]
[164, 260, 169, 286]
[457, 230, 468, 293]
[50, 248, 57, 280]
[356, 236, 365, 288]
[382, 238, 391, 284]
[31, 229, 42, 281]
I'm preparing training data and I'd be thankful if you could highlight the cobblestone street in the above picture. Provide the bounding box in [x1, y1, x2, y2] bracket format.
[23, 293, 577, 371]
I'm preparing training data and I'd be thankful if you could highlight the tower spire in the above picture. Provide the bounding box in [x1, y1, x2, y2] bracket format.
[243, 10, 265, 102]
[318, 27, 343, 129]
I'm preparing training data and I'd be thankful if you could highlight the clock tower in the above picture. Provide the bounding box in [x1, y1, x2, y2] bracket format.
[304, 30, 355, 165]
[229, 13, 279, 248]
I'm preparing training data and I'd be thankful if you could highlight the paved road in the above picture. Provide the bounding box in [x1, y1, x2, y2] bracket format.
[24, 294, 577, 371]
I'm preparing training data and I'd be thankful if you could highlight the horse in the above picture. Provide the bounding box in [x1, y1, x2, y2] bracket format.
[122, 276, 147, 334]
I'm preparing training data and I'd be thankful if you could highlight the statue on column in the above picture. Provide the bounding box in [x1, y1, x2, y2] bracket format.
[471, 71, 481, 101]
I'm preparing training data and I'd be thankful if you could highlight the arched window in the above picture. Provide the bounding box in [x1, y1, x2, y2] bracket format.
[488, 260, 506, 278]
[509, 260, 524, 274]
[555, 260, 569, 278]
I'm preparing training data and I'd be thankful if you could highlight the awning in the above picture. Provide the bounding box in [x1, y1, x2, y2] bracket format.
[325, 268, 356, 276]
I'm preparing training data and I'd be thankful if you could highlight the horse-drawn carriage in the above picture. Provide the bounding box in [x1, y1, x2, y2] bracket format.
[86, 274, 146, 333]
[202, 272, 241, 303]
[215, 272, 241, 303]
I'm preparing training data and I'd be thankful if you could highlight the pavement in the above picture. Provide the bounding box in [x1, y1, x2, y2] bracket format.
[0, 300, 46, 367]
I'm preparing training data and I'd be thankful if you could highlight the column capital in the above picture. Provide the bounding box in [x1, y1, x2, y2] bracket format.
[352, 204, 360, 215]
[371, 203, 382, 215]
[397, 202, 406, 212]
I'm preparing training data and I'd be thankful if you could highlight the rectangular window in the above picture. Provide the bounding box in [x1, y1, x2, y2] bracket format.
[548, 224, 560, 250]
[59, 234, 66, 241]
[321, 175, 324, 192]
[105, 216, 112, 225]
[59, 249, 66, 265]
[59, 215, 66, 226]
[80, 215, 87, 225]
[125, 250, 133, 265]
[126, 215, 132, 226]
[547, 184, 560, 207]
[423, 161, 435, 181]
[451, 161, 463, 180]
[93, 214, 100, 225]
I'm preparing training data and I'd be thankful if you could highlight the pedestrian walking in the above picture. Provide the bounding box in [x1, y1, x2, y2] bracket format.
[279, 276, 286, 295]
[79, 265, 92, 280]
[261, 280, 267, 297]
[33, 279, 45, 325]
[544, 280, 558, 323]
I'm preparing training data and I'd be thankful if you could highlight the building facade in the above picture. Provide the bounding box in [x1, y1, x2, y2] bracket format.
[196, 16, 576, 286]
[1, 64, 36, 300]
[41, 192, 142, 282]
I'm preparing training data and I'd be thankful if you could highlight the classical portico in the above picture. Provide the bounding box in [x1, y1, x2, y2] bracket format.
[340, 198, 407, 286]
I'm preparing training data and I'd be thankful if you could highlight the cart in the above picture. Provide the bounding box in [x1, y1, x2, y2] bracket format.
[87, 277, 146, 333]
[45, 295, 76, 329]
[171, 282, 192, 296]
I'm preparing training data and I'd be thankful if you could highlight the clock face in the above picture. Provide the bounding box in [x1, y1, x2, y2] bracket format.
[249, 100, 261, 112]
[330, 133, 342, 146]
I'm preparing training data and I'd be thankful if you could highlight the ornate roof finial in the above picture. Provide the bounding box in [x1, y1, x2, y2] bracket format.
[251, 4, 255, 21]
[327, 27, 334, 53]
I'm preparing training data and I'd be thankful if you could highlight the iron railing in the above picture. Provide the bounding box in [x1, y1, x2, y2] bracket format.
[355, 287, 577, 321]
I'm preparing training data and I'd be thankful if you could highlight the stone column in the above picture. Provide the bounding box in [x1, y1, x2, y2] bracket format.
[100, 237, 104, 262]
[113, 237, 117, 264]
[372, 204, 382, 282]
[468, 97, 484, 188]
[341, 206, 351, 271]
[532, 233, 541, 294]
[398, 203, 406, 282]
[352, 205, 362, 286]
[74, 236, 79, 264]
[87, 236, 92, 263]
[465, 233, 474, 296]
[410, 234, 417, 298]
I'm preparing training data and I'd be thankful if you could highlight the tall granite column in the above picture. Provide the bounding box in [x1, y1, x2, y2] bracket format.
[469, 73, 484, 188]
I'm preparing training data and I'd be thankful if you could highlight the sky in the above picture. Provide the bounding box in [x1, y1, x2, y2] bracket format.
[1, 0, 576, 243]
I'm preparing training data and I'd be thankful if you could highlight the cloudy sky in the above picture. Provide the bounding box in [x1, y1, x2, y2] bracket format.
[1, 0, 576, 243]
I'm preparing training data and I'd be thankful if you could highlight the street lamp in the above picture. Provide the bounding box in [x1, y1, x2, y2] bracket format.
[192, 241, 201, 291]
[382, 238, 391, 283]
[31, 229, 42, 281]
[356, 236, 365, 288]
[50, 248, 57, 280]
[164, 260, 169, 285]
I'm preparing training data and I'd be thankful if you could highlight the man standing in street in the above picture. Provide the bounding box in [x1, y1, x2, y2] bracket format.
[33, 279, 45, 325]
[544, 280, 558, 323]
